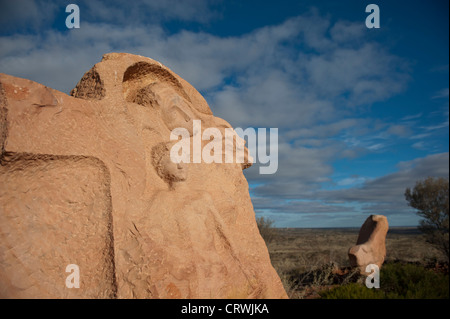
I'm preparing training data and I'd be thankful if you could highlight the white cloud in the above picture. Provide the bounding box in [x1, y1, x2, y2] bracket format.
[401, 113, 422, 121]
[285, 118, 361, 140]
[421, 122, 449, 131]
[0, 0, 219, 32]
[0, 6, 424, 227]
[329, 20, 365, 44]
[0, 10, 411, 207]
[432, 88, 449, 99]
[82, 0, 221, 24]
[303, 43, 409, 106]
[253, 151, 448, 227]
[325, 152, 449, 204]
[412, 141, 426, 150]
[386, 124, 412, 137]
[304, 153, 447, 226]
[336, 176, 368, 187]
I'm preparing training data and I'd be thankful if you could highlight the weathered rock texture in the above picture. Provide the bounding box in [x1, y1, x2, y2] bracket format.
[348, 215, 389, 274]
[0, 53, 287, 299]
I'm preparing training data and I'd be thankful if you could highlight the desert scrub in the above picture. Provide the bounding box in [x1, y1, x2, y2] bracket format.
[321, 262, 449, 299]
[320, 283, 385, 299]
[256, 216, 277, 243]
[381, 263, 449, 299]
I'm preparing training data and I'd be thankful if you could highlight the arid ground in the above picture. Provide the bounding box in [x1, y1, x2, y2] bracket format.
[266, 227, 448, 298]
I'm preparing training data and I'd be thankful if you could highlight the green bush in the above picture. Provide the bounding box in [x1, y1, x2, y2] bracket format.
[320, 283, 385, 299]
[381, 263, 449, 299]
[320, 263, 449, 299]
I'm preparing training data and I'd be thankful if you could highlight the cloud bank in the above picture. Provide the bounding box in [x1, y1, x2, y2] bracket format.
[1, 0, 447, 227]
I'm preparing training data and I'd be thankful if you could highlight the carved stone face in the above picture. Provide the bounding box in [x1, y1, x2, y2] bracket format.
[208, 116, 253, 167]
[152, 142, 188, 185]
[142, 82, 197, 136]
[157, 86, 194, 127]
[121, 60, 252, 169]
[160, 154, 187, 182]
[145, 82, 252, 168]
[0, 54, 288, 299]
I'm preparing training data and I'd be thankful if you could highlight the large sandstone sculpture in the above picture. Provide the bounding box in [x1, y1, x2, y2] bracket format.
[0, 53, 287, 298]
[348, 215, 389, 274]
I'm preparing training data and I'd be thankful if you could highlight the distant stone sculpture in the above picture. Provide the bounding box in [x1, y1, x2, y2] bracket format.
[0, 53, 287, 298]
[348, 215, 389, 274]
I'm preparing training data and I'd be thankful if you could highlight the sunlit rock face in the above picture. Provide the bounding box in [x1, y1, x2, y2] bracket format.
[0, 53, 287, 299]
[349, 214, 389, 274]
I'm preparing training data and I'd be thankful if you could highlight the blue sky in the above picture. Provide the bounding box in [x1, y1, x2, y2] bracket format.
[1, 0, 448, 227]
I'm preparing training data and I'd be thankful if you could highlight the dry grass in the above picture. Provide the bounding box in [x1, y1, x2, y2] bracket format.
[266, 227, 446, 299]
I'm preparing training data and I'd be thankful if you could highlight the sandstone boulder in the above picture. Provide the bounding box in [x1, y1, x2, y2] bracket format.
[0, 53, 287, 298]
[348, 215, 389, 274]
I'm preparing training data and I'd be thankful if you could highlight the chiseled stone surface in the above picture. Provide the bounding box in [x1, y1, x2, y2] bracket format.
[0, 53, 287, 299]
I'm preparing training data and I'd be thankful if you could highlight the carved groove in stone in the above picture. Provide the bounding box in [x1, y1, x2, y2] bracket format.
[71, 67, 105, 100]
